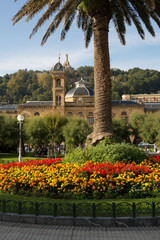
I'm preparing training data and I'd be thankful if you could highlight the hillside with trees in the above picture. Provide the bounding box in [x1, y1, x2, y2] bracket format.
[0, 67, 160, 104]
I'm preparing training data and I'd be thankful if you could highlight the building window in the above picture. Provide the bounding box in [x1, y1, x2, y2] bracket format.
[56, 96, 61, 105]
[88, 112, 93, 116]
[56, 96, 59, 106]
[78, 112, 83, 117]
[121, 112, 128, 122]
[59, 96, 61, 105]
[88, 117, 94, 124]
[121, 111, 127, 116]
[68, 112, 72, 116]
[34, 112, 40, 116]
[56, 79, 61, 87]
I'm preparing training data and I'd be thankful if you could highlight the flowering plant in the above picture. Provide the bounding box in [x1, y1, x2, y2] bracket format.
[0, 157, 160, 198]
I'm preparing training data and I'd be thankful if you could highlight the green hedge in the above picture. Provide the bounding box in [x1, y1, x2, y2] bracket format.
[64, 143, 147, 164]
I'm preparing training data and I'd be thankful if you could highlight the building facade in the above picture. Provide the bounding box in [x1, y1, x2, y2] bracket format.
[17, 59, 144, 124]
[122, 94, 160, 103]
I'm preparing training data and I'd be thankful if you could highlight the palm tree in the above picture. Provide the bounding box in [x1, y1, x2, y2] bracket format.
[12, 0, 160, 143]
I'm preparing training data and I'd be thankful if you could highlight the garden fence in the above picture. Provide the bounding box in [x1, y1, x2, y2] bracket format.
[1, 199, 160, 219]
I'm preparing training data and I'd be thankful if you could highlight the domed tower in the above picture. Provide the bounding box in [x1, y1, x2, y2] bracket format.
[52, 58, 65, 114]
[65, 78, 94, 123]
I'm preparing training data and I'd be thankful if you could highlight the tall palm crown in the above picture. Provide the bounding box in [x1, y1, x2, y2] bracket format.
[13, 0, 160, 143]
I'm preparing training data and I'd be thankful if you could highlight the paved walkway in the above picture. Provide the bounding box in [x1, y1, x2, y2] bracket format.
[0, 221, 160, 240]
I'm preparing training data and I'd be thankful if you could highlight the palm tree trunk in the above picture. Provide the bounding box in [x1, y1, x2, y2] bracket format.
[91, 14, 113, 143]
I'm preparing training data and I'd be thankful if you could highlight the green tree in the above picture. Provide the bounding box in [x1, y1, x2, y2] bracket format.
[138, 113, 157, 143]
[37, 72, 52, 90]
[0, 115, 19, 152]
[7, 70, 30, 103]
[12, 0, 160, 143]
[154, 113, 160, 146]
[24, 117, 49, 152]
[43, 114, 68, 146]
[63, 118, 93, 150]
[130, 112, 144, 144]
[112, 118, 130, 143]
[130, 112, 160, 145]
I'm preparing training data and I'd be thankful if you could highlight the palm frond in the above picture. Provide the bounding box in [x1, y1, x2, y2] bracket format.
[61, 9, 77, 40]
[130, 0, 155, 37]
[76, 7, 88, 30]
[12, 0, 160, 47]
[29, 0, 67, 38]
[84, 18, 93, 48]
[118, 0, 145, 39]
[111, 1, 126, 45]
[26, 0, 63, 22]
[12, 0, 50, 24]
[118, 0, 132, 26]
[76, 7, 93, 47]
[41, 0, 77, 45]
[149, 11, 160, 28]
[141, 0, 156, 10]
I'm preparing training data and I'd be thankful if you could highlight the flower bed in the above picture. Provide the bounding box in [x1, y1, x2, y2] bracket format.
[0, 156, 160, 198]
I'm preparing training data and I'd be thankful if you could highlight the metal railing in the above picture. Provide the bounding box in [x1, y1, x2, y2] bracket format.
[0, 199, 160, 218]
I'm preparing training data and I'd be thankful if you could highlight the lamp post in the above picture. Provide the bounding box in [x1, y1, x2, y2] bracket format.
[17, 114, 24, 162]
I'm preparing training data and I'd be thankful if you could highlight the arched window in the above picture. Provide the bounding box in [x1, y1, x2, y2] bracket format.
[78, 112, 83, 117]
[88, 112, 93, 116]
[121, 112, 128, 122]
[121, 111, 127, 116]
[34, 112, 40, 116]
[68, 112, 72, 116]
[56, 79, 61, 87]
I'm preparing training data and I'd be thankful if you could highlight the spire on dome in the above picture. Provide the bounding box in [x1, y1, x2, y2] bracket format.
[53, 55, 64, 71]
[64, 54, 74, 71]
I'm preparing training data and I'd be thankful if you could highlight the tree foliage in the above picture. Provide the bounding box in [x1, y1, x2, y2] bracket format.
[130, 112, 160, 146]
[23, 117, 49, 151]
[0, 115, 19, 152]
[43, 114, 68, 146]
[1, 67, 160, 103]
[112, 118, 130, 143]
[63, 117, 93, 150]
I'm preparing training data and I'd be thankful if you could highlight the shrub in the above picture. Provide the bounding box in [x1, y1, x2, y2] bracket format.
[64, 143, 147, 164]
[63, 146, 92, 164]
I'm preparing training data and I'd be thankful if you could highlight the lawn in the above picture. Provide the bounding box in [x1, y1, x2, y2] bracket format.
[0, 152, 47, 163]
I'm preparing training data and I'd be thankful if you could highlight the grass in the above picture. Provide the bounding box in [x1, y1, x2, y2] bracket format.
[1, 192, 160, 204]
[0, 152, 48, 164]
[0, 152, 63, 164]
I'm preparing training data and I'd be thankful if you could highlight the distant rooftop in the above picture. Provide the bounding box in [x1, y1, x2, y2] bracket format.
[20, 101, 53, 106]
[144, 102, 160, 111]
[0, 104, 17, 110]
[112, 100, 141, 105]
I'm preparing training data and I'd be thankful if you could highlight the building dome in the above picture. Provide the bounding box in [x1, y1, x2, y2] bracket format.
[65, 78, 94, 98]
[53, 60, 64, 71]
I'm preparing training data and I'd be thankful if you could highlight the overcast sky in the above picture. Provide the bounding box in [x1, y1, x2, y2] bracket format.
[0, 1, 160, 77]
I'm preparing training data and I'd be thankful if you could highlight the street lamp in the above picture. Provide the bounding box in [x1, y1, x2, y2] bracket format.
[17, 114, 24, 162]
